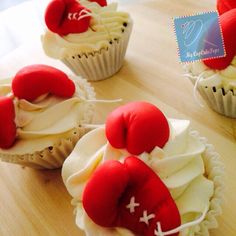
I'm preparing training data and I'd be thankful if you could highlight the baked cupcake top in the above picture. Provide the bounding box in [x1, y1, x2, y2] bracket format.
[42, 0, 132, 59]
[185, 0, 236, 90]
[62, 102, 214, 236]
[0, 64, 95, 154]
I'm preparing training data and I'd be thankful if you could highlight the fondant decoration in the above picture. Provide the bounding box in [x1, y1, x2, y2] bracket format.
[89, 0, 107, 7]
[45, 0, 91, 36]
[217, 0, 236, 15]
[203, 9, 236, 70]
[105, 102, 170, 155]
[83, 156, 181, 236]
[12, 64, 75, 101]
[0, 97, 16, 149]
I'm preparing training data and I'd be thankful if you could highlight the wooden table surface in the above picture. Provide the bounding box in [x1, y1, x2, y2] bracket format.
[0, 0, 235, 235]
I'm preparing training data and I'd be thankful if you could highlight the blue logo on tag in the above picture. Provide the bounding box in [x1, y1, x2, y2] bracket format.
[174, 11, 225, 63]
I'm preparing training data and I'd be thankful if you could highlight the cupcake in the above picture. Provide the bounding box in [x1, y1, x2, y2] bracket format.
[184, 0, 236, 118]
[0, 64, 95, 169]
[41, 0, 133, 81]
[62, 102, 224, 236]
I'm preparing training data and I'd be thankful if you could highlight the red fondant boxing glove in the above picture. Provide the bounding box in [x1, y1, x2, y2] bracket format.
[105, 102, 170, 155]
[217, 0, 236, 15]
[45, 0, 91, 36]
[203, 9, 236, 70]
[89, 0, 107, 7]
[83, 156, 181, 236]
[0, 97, 16, 149]
[12, 64, 75, 101]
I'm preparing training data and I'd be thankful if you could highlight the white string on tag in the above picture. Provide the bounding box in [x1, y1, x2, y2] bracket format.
[86, 98, 122, 103]
[77, 9, 93, 21]
[193, 71, 206, 108]
[80, 124, 104, 129]
[154, 206, 208, 236]
[80, 98, 122, 129]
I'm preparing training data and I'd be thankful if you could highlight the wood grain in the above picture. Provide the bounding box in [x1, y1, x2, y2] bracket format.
[0, 0, 235, 235]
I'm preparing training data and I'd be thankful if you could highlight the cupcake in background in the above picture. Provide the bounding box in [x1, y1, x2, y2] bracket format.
[0, 64, 95, 169]
[41, 0, 133, 81]
[185, 0, 236, 118]
[62, 102, 224, 236]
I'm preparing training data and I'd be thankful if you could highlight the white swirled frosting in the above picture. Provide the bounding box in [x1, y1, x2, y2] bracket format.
[62, 119, 214, 236]
[185, 57, 236, 91]
[0, 77, 94, 155]
[42, 0, 132, 59]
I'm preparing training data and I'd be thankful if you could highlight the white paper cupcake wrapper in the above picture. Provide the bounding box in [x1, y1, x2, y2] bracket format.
[0, 77, 95, 169]
[198, 86, 236, 118]
[188, 131, 225, 236]
[62, 22, 133, 81]
[187, 73, 236, 118]
[0, 126, 90, 169]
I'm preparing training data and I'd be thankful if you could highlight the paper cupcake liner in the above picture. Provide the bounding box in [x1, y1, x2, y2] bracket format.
[0, 77, 95, 169]
[0, 126, 90, 169]
[62, 22, 133, 81]
[198, 86, 236, 118]
[188, 130, 225, 236]
[187, 74, 236, 118]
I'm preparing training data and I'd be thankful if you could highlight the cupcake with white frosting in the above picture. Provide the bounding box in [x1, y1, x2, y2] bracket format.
[41, 0, 133, 81]
[62, 102, 224, 236]
[185, 1, 236, 118]
[0, 64, 95, 169]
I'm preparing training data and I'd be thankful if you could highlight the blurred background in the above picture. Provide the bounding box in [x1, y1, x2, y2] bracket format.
[0, 0, 30, 10]
[0, 0, 49, 57]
